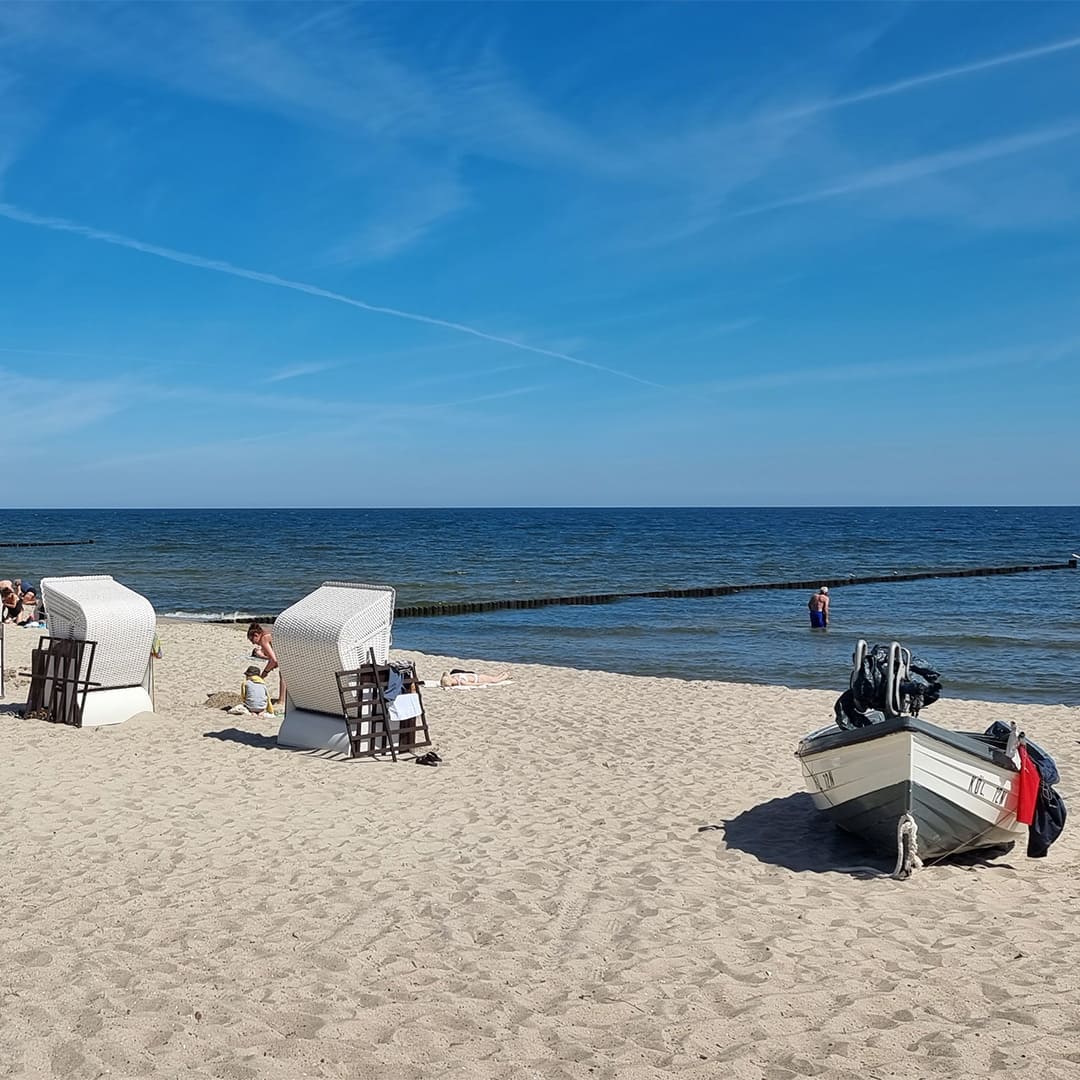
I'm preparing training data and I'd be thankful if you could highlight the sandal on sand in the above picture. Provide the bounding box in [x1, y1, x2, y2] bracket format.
[415, 752, 440, 766]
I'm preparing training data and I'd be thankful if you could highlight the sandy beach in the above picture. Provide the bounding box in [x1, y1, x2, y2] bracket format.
[2, 618, 1078, 1079]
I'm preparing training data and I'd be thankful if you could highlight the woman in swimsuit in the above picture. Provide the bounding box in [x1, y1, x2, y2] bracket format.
[440, 669, 512, 687]
[247, 622, 286, 704]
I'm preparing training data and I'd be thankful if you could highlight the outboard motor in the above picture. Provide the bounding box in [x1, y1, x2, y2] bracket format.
[834, 640, 942, 730]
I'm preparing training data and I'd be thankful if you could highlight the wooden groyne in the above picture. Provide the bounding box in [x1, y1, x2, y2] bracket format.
[392, 557, 1077, 619]
[210, 557, 1077, 624]
[0, 539, 95, 548]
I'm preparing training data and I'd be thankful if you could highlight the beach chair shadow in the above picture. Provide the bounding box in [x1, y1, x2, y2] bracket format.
[201, 726, 411, 762]
[723, 792, 892, 876]
[203, 727, 280, 751]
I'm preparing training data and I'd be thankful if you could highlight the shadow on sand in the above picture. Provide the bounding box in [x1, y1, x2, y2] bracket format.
[201, 728, 404, 764]
[203, 727, 280, 751]
[722, 792, 892, 876]
[723, 792, 1018, 876]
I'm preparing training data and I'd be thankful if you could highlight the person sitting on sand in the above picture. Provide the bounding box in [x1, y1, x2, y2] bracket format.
[228, 666, 275, 717]
[1, 586, 26, 624]
[247, 622, 285, 704]
[18, 587, 40, 623]
[440, 669, 512, 688]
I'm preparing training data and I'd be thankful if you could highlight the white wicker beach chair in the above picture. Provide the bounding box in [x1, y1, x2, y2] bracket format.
[39, 575, 156, 726]
[274, 581, 396, 755]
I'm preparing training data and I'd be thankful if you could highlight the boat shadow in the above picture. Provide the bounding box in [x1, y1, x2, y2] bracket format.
[724, 792, 894, 877]
[724, 792, 1019, 876]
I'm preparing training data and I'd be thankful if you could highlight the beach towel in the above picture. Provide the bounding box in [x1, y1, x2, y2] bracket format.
[438, 680, 513, 691]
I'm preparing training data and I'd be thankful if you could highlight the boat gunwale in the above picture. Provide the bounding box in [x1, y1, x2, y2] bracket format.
[796, 715, 1019, 773]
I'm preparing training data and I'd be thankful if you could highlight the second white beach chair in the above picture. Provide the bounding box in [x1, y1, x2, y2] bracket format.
[274, 581, 400, 756]
[37, 574, 157, 727]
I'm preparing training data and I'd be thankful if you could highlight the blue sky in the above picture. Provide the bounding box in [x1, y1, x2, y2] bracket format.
[1, 1, 1079, 507]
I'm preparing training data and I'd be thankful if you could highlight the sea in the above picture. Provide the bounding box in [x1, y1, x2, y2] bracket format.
[5, 507, 1079, 706]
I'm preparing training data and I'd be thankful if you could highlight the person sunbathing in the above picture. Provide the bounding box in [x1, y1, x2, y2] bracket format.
[440, 669, 512, 688]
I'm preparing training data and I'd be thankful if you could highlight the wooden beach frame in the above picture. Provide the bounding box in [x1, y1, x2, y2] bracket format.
[334, 649, 431, 761]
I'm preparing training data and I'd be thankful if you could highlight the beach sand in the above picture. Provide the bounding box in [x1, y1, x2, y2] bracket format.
[1, 620, 1078, 1078]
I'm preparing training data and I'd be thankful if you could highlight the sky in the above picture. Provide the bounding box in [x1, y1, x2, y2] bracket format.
[1, 1, 1079, 508]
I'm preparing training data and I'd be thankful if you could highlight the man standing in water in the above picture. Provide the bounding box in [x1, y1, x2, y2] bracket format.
[808, 586, 830, 629]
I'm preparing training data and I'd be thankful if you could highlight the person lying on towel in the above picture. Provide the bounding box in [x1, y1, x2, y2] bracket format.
[440, 669, 512, 688]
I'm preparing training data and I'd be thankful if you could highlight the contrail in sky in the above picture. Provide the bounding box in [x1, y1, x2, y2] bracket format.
[731, 122, 1080, 218]
[0, 202, 660, 388]
[772, 33, 1080, 121]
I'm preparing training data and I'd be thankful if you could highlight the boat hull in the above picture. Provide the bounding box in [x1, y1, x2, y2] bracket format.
[797, 717, 1025, 860]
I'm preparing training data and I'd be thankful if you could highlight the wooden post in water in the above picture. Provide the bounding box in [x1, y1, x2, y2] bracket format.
[207, 557, 1076, 624]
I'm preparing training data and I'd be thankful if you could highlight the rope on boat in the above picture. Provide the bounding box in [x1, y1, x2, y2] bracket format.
[892, 813, 922, 880]
[825, 812, 923, 879]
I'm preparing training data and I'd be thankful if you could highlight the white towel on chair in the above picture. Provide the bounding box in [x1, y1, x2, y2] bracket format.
[388, 692, 422, 722]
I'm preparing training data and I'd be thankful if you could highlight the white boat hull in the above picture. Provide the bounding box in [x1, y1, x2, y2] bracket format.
[797, 718, 1025, 859]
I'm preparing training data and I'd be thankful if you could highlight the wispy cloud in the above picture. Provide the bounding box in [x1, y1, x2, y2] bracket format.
[731, 122, 1080, 219]
[0, 61, 36, 192]
[0, 4, 619, 191]
[9, 3, 1076, 265]
[398, 362, 535, 392]
[700, 337, 1080, 396]
[0, 201, 661, 388]
[0, 344, 115, 360]
[317, 160, 469, 264]
[265, 361, 339, 383]
[408, 384, 546, 412]
[0, 365, 134, 438]
[80, 431, 280, 474]
[771, 33, 1080, 122]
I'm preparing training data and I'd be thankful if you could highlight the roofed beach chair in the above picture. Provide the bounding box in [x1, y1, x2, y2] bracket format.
[275, 581, 404, 756]
[36, 575, 156, 727]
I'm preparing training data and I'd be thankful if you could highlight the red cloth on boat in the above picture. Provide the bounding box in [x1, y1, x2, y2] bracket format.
[1016, 744, 1040, 827]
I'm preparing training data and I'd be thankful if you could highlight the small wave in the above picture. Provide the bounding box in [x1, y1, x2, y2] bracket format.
[160, 610, 261, 622]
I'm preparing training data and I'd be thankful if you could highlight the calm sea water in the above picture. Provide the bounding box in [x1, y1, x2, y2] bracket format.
[5, 507, 1079, 705]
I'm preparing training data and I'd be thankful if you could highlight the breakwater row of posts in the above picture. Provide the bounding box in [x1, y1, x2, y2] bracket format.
[212, 557, 1077, 623]
[0, 539, 95, 548]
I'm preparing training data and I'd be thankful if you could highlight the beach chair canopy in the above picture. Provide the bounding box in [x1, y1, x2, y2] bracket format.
[274, 581, 396, 716]
[40, 575, 156, 690]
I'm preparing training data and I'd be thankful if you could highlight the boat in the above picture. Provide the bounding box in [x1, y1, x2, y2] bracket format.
[796, 640, 1046, 877]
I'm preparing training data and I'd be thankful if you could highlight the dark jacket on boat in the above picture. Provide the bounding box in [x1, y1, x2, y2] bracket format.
[1024, 741, 1067, 858]
[985, 722, 1067, 858]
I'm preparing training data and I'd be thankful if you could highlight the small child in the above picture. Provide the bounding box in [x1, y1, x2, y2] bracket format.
[228, 665, 276, 717]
